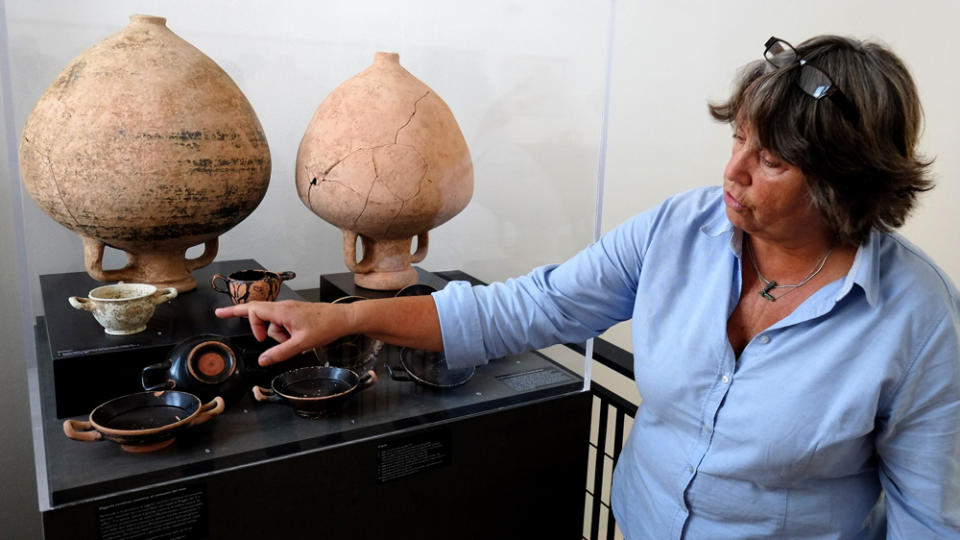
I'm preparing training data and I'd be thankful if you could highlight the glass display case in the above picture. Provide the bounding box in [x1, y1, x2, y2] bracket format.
[4, 1, 612, 537]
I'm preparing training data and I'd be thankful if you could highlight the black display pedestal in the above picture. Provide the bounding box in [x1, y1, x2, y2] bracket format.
[319, 266, 450, 301]
[33, 268, 592, 539]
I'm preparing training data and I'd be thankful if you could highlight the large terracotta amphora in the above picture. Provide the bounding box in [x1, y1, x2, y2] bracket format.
[19, 14, 271, 292]
[296, 52, 473, 290]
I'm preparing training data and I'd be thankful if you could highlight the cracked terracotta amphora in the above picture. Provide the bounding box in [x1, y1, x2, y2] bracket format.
[296, 52, 473, 290]
[19, 15, 271, 292]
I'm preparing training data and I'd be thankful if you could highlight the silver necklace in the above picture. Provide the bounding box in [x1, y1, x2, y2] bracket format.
[745, 240, 833, 302]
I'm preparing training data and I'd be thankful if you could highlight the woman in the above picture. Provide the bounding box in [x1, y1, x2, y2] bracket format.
[217, 35, 960, 537]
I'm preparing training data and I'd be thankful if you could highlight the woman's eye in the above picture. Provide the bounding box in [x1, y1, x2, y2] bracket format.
[759, 153, 781, 168]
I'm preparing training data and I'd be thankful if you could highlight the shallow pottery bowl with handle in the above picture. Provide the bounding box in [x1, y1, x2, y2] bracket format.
[389, 348, 475, 388]
[63, 390, 225, 453]
[318, 295, 384, 373]
[211, 268, 296, 304]
[142, 334, 247, 406]
[68, 282, 177, 335]
[253, 366, 377, 418]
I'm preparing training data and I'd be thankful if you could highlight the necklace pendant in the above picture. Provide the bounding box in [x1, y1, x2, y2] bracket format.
[759, 281, 778, 302]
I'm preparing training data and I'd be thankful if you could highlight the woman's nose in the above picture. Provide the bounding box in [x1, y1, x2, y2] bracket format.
[724, 147, 751, 185]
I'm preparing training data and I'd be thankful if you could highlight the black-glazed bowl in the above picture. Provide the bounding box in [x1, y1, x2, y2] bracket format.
[253, 366, 377, 418]
[319, 296, 384, 373]
[142, 334, 247, 406]
[392, 348, 475, 388]
[63, 390, 224, 453]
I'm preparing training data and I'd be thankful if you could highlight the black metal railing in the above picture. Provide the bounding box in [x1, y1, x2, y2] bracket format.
[583, 379, 637, 539]
[567, 339, 637, 540]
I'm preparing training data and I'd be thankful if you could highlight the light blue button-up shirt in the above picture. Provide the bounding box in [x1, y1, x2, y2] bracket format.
[433, 186, 960, 538]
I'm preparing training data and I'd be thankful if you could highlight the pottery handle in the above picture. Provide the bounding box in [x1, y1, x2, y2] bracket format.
[252, 385, 281, 402]
[343, 230, 376, 273]
[68, 296, 93, 312]
[141, 361, 174, 391]
[81, 235, 136, 282]
[210, 274, 230, 294]
[189, 396, 226, 427]
[360, 369, 379, 390]
[410, 232, 429, 263]
[185, 239, 218, 272]
[277, 271, 296, 282]
[387, 361, 412, 382]
[152, 287, 178, 305]
[63, 419, 102, 442]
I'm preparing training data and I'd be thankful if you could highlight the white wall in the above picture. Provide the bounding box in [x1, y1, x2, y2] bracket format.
[600, 0, 960, 350]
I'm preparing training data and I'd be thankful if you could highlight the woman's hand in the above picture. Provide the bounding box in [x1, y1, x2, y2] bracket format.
[215, 300, 352, 366]
[215, 295, 443, 367]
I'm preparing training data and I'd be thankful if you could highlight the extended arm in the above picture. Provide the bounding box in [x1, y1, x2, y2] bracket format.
[215, 295, 442, 366]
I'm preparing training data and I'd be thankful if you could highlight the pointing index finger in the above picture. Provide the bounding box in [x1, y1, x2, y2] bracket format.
[214, 304, 251, 319]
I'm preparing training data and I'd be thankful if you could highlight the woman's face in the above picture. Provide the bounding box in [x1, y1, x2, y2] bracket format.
[722, 123, 826, 245]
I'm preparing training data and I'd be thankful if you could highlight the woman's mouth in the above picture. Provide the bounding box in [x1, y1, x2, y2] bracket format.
[724, 191, 745, 210]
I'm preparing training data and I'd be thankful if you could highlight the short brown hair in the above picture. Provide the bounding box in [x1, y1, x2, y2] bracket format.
[709, 35, 933, 246]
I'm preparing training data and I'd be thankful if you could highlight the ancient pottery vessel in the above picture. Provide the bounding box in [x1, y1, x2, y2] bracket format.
[317, 295, 384, 373]
[19, 14, 271, 292]
[211, 269, 296, 304]
[393, 347, 475, 388]
[63, 391, 224, 453]
[296, 52, 473, 290]
[253, 366, 377, 418]
[142, 334, 247, 406]
[69, 283, 177, 335]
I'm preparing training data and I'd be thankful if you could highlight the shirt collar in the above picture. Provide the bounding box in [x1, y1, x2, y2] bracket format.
[701, 210, 737, 239]
[837, 232, 879, 307]
[699, 210, 742, 256]
[701, 208, 879, 307]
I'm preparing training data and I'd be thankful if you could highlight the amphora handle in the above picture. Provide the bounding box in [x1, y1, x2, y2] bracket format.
[410, 232, 428, 263]
[82, 236, 131, 282]
[186, 239, 218, 271]
[343, 231, 430, 272]
[82, 236, 218, 281]
[343, 230, 374, 273]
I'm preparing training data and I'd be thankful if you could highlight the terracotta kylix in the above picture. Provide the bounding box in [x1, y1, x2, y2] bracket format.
[69, 283, 177, 335]
[296, 52, 473, 290]
[19, 14, 271, 292]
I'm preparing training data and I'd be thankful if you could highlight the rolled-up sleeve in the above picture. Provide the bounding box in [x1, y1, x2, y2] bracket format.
[432, 280, 487, 369]
[432, 215, 647, 370]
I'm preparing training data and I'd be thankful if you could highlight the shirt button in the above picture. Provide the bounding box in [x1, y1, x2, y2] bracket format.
[758, 335, 771, 344]
[688, 465, 694, 473]
[704, 423, 712, 431]
[722, 375, 730, 384]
